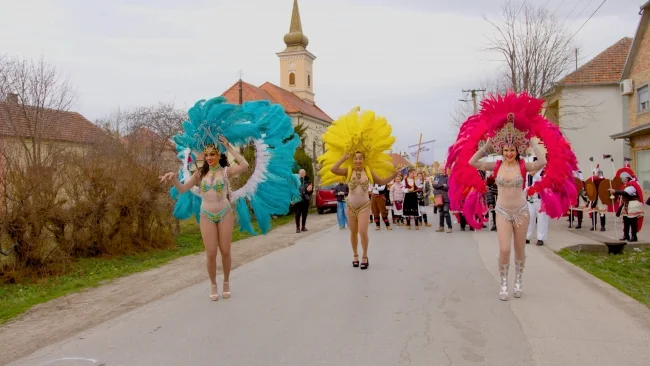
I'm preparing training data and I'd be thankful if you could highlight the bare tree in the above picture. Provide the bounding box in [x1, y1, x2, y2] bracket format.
[484, 0, 577, 98]
[0, 55, 78, 167]
[96, 103, 185, 171]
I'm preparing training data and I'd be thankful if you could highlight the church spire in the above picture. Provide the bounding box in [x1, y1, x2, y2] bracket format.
[283, 0, 309, 48]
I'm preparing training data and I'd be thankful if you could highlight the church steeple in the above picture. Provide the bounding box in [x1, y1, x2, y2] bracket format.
[284, 0, 309, 48]
[277, 0, 316, 104]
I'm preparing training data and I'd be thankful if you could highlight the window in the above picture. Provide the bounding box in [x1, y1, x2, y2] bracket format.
[639, 85, 649, 113]
[289, 72, 296, 86]
[308, 74, 311, 87]
[635, 150, 650, 191]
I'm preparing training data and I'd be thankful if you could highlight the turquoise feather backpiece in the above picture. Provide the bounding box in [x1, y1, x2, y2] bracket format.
[170, 97, 300, 235]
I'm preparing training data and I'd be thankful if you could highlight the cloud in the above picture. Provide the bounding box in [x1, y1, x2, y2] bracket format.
[0, 0, 640, 159]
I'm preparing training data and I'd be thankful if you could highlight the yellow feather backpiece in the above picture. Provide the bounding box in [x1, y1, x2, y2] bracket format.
[318, 106, 396, 186]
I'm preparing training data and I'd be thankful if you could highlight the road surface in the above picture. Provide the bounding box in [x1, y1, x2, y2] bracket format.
[9, 220, 650, 365]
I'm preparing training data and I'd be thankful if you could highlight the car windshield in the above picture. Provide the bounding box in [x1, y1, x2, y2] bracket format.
[320, 184, 337, 190]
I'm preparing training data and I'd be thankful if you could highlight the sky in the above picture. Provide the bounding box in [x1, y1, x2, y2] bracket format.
[0, 0, 644, 162]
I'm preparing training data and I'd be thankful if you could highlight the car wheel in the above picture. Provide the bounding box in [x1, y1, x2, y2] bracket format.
[317, 208, 324, 215]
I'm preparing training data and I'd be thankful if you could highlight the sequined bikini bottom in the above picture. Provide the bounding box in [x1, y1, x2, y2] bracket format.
[201, 205, 233, 224]
[347, 200, 371, 219]
[494, 203, 529, 227]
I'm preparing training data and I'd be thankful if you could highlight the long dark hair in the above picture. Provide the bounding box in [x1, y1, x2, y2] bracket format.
[199, 153, 229, 179]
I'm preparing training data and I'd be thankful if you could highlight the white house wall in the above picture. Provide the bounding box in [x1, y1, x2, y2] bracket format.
[560, 86, 625, 176]
[291, 114, 328, 159]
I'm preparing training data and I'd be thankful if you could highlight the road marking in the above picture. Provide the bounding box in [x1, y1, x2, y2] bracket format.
[38, 358, 99, 365]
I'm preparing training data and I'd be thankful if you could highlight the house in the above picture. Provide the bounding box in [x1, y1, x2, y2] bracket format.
[0, 92, 105, 168]
[121, 127, 177, 171]
[543, 37, 632, 175]
[610, 1, 650, 194]
[389, 153, 412, 169]
[220, 0, 333, 177]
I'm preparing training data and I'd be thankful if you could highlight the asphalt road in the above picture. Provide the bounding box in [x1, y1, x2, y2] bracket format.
[9, 217, 650, 366]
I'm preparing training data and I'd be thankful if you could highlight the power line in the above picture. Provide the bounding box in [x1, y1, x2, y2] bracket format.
[567, 0, 607, 42]
[552, 0, 568, 16]
[563, 0, 586, 22]
[516, 0, 528, 18]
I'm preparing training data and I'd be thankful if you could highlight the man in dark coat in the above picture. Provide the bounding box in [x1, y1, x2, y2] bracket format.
[295, 169, 313, 233]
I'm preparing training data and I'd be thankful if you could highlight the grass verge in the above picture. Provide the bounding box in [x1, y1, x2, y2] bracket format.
[0, 213, 299, 323]
[558, 248, 650, 308]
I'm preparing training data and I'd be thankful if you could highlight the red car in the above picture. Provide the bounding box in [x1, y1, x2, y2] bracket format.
[316, 184, 338, 214]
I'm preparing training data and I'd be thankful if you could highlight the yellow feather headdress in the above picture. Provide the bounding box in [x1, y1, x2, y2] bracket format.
[318, 106, 396, 186]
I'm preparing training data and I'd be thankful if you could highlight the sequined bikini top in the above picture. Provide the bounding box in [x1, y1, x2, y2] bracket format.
[201, 179, 226, 194]
[348, 170, 370, 191]
[200, 168, 228, 197]
[495, 175, 524, 188]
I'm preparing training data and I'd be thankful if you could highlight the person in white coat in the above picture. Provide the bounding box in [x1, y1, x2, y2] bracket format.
[526, 157, 548, 246]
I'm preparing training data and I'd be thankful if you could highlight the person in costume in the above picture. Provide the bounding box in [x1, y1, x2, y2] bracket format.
[526, 158, 548, 246]
[447, 91, 577, 301]
[586, 165, 607, 232]
[319, 107, 398, 270]
[161, 97, 300, 301]
[485, 172, 498, 231]
[402, 169, 422, 230]
[390, 174, 405, 226]
[609, 164, 644, 242]
[571, 170, 587, 229]
[416, 172, 432, 227]
[370, 182, 392, 230]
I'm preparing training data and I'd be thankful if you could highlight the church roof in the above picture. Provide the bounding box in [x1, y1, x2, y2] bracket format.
[221, 80, 332, 122]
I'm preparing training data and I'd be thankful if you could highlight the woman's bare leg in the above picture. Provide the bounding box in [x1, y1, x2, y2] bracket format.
[217, 211, 235, 297]
[495, 214, 513, 300]
[200, 216, 219, 299]
[347, 208, 359, 262]
[512, 213, 530, 298]
[357, 208, 371, 267]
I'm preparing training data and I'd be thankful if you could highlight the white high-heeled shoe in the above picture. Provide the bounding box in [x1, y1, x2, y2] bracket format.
[222, 281, 231, 299]
[499, 263, 509, 301]
[210, 284, 219, 301]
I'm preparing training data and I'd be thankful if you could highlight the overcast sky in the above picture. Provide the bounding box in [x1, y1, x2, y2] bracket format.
[0, 0, 644, 161]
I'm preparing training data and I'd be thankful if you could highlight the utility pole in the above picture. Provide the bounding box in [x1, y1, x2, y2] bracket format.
[461, 89, 486, 114]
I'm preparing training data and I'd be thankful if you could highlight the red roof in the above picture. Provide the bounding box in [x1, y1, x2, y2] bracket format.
[221, 80, 332, 122]
[0, 100, 105, 144]
[558, 37, 632, 86]
[121, 127, 175, 150]
[389, 153, 411, 167]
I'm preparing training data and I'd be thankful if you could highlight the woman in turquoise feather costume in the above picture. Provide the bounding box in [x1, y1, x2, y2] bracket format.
[160, 97, 300, 301]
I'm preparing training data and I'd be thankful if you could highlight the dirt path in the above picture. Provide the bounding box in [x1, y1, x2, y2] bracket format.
[0, 214, 336, 365]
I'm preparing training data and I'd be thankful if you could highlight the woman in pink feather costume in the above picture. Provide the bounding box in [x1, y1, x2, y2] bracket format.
[446, 91, 578, 301]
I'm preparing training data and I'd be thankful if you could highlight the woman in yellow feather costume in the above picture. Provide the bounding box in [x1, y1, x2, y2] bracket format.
[318, 107, 398, 270]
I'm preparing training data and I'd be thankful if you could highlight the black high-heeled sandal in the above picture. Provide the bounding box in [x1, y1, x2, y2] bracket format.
[352, 254, 359, 267]
[360, 257, 369, 270]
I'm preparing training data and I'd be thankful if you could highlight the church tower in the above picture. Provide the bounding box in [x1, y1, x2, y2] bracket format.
[277, 0, 316, 104]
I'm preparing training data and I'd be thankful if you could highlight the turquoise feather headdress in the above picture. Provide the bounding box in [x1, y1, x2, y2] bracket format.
[170, 96, 300, 235]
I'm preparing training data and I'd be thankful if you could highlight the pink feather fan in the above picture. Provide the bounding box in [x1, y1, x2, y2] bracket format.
[446, 91, 578, 229]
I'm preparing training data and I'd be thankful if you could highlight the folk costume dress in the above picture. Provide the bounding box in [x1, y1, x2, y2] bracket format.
[612, 164, 645, 242]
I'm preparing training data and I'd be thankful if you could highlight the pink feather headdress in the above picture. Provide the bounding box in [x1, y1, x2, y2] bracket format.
[445, 91, 578, 229]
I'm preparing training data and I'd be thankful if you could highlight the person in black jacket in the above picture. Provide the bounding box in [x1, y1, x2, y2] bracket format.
[295, 169, 313, 233]
[432, 169, 452, 232]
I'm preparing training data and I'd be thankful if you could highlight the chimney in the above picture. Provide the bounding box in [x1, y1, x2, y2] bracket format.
[6, 93, 18, 104]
